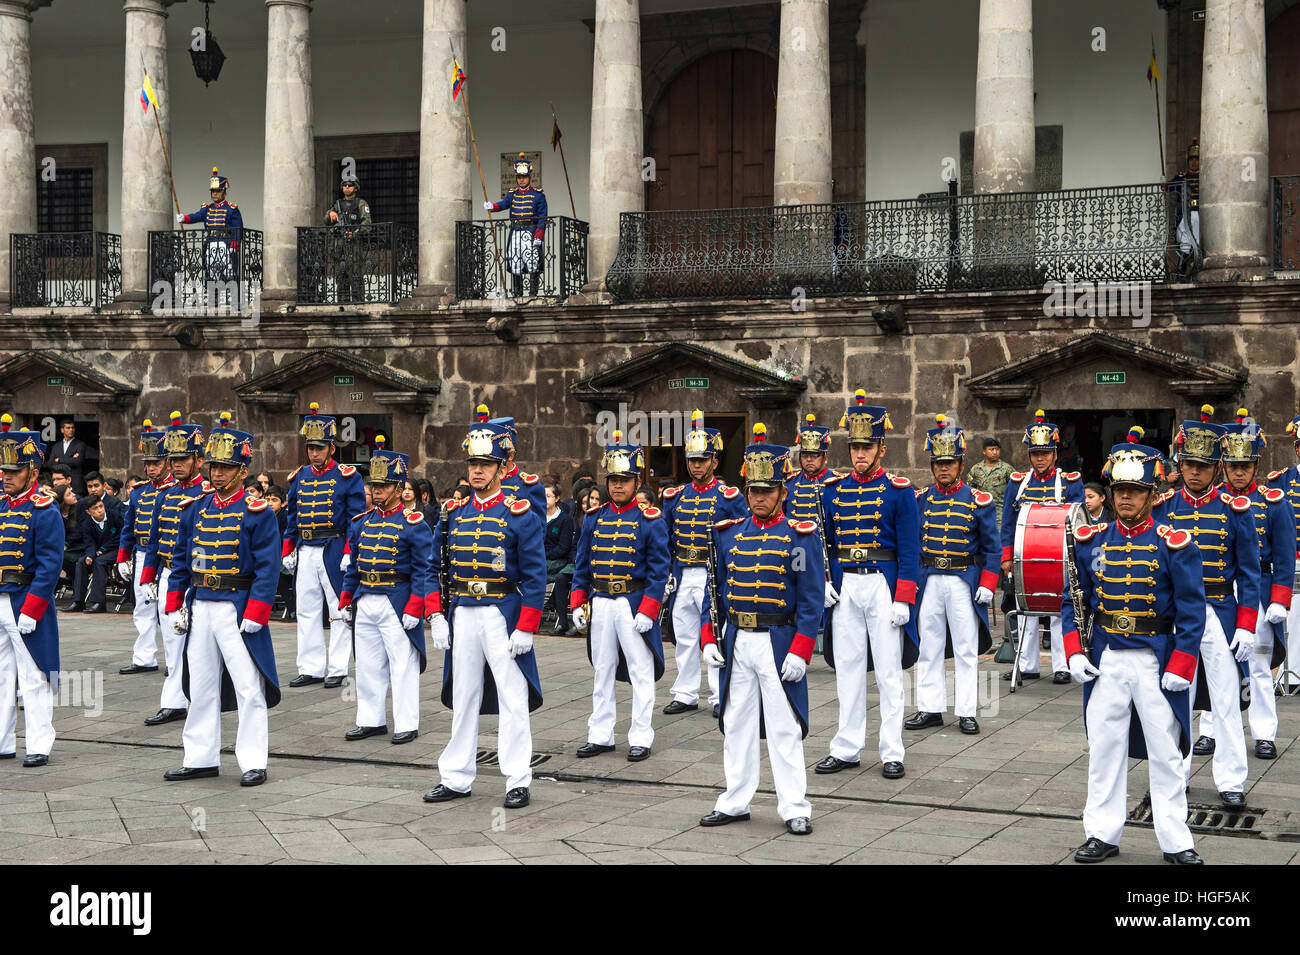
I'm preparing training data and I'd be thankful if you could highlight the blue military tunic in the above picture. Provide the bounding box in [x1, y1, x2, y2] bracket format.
[784, 468, 833, 524]
[341, 502, 435, 670]
[285, 460, 367, 596]
[570, 499, 671, 681]
[499, 464, 546, 513]
[487, 186, 548, 239]
[0, 486, 63, 685]
[662, 477, 748, 587]
[116, 475, 174, 564]
[181, 198, 244, 239]
[1237, 480, 1296, 667]
[429, 491, 547, 714]
[1061, 518, 1205, 758]
[141, 475, 208, 583]
[915, 481, 1001, 656]
[703, 514, 826, 738]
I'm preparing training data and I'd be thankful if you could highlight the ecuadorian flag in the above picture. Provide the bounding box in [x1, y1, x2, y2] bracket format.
[140, 71, 159, 112]
[451, 60, 466, 101]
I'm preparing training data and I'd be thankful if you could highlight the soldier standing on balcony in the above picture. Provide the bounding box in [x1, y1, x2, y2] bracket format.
[177, 166, 243, 291]
[484, 154, 546, 298]
[1169, 140, 1200, 278]
[325, 173, 371, 303]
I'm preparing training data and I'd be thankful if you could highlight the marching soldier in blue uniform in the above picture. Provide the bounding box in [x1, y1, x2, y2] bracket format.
[485, 153, 547, 297]
[816, 391, 920, 780]
[569, 432, 670, 762]
[1153, 405, 1259, 807]
[1268, 414, 1300, 692]
[424, 421, 547, 810]
[0, 416, 62, 766]
[662, 410, 748, 718]
[115, 419, 174, 675]
[138, 412, 208, 726]
[1195, 410, 1294, 760]
[1000, 409, 1084, 684]
[163, 414, 281, 787]
[477, 406, 546, 513]
[784, 414, 834, 523]
[177, 166, 244, 285]
[906, 416, 1000, 735]
[1064, 438, 1205, 865]
[283, 403, 366, 689]
[697, 433, 824, 834]
[338, 437, 433, 744]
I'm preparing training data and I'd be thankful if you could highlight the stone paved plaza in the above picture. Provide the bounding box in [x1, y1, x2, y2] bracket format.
[3, 612, 1299, 865]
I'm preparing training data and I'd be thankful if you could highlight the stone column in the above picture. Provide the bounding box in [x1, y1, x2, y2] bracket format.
[262, 0, 314, 300]
[774, 0, 831, 206]
[1198, 0, 1269, 281]
[415, 0, 469, 303]
[973, 0, 1034, 194]
[586, 0, 643, 288]
[0, 0, 41, 309]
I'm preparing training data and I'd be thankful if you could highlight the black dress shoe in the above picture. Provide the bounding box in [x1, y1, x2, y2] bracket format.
[711, 704, 720, 719]
[814, 755, 861, 774]
[504, 787, 530, 809]
[1193, 734, 1216, 756]
[323, 675, 346, 689]
[391, 730, 418, 745]
[1220, 791, 1245, 808]
[627, 746, 651, 762]
[1255, 739, 1277, 759]
[662, 700, 698, 715]
[958, 716, 980, 735]
[0, 752, 14, 760]
[22, 754, 48, 767]
[144, 707, 187, 726]
[119, 663, 159, 675]
[240, 769, 267, 787]
[881, 761, 906, 779]
[85, 603, 106, 614]
[700, 810, 750, 827]
[904, 711, 943, 730]
[1052, 671, 1071, 684]
[1074, 837, 1119, 863]
[1163, 848, 1204, 865]
[423, 784, 471, 803]
[1001, 670, 1040, 681]
[289, 674, 324, 688]
[576, 742, 615, 758]
[345, 724, 387, 741]
[164, 766, 219, 781]
[69, 603, 85, 613]
[786, 817, 812, 835]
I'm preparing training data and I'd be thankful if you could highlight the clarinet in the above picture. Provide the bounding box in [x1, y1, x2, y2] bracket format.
[440, 501, 455, 646]
[705, 523, 726, 664]
[813, 486, 833, 588]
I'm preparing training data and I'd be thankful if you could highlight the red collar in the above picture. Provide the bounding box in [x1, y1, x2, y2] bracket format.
[377, 501, 403, 517]
[212, 487, 244, 509]
[850, 466, 884, 484]
[1181, 485, 1217, 507]
[1235, 481, 1258, 495]
[178, 474, 204, 489]
[803, 468, 828, 482]
[690, 476, 717, 493]
[5, 484, 39, 506]
[752, 510, 785, 529]
[310, 459, 336, 476]
[473, 490, 504, 511]
[934, 479, 964, 495]
[1116, 516, 1153, 537]
[609, 499, 639, 514]
[153, 476, 174, 489]
[505, 464, 520, 479]
[1031, 467, 1058, 481]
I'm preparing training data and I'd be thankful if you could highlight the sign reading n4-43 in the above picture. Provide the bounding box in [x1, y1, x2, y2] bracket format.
[1096, 372, 1125, 384]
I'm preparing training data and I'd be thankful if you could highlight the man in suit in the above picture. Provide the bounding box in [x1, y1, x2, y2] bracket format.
[48, 421, 90, 496]
[73, 494, 123, 613]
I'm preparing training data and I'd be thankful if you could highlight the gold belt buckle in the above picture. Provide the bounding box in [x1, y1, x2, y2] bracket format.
[468, 580, 487, 597]
[363, 570, 381, 585]
[850, 547, 866, 562]
[934, 557, 950, 570]
[1113, 614, 1134, 634]
[735, 611, 757, 629]
[202, 573, 218, 588]
[301, 529, 313, 540]
[609, 580, 628, 595]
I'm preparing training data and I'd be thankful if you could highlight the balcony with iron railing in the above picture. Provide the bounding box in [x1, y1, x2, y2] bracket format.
[147, 226, 263, 313]
[455, 216, 588, 302]
[9, 231, 121, 309]
[295, 222, 417, 306]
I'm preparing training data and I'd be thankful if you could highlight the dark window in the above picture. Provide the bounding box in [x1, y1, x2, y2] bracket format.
[37, 166, 94, 233]
[331, 157, 418, 230]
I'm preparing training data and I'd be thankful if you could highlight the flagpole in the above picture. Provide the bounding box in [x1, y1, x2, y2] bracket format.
[450, 40, 506, 294]
[1151, 37, 1165, 179]
[549, 102, 577, 218]
[141, 59, 184, 227]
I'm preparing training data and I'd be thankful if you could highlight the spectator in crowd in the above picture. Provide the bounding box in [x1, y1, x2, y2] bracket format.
[266, 484, 295, 619]
[1083, 481, 1114, 525]
[125, 473, 147, 492]
[266, 485, 286, 515]
[50, 464, 72, 493]
[242, 477, 264, 499]
[49, 419, 90, 494]
[102, 476, 128, 521]
[967, 437, 1014, 530]
[635, 485, 656, 508]
[451, 485, 471, 501]
[415, 478, 439, 514]
[73, 493, 123, 613]
[255, 471, 273, 493]
[543, 482, 576, 635]
[56, 485, 85, 607]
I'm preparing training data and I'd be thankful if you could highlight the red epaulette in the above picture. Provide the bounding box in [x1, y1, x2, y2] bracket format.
[1220, 492, 1251, 513]
[179, 495, 203, 508]
[889, 474, 912, 489]
[1010, 471, 1027, 482]
[31, 492, 54, 509]
[638, 503, 662, 519]
[914, 486, 928, 499]
[519, 471, 539, 485]
[288, 465, 303, 481]
[352, 507, 374, 522]
[406, 511, 425, 524]
[444, 497, 468, 512]
[1153, 489, 1176, 507]
[721, 485, 740, 499]
[1073, 522, 1105, 541]
[1062, 471, 1081, 482]
[823, 473, 844, 486]
[201, 481, 214, 492]
[1263, 487, 1285, 504]
[714, 517, 745, 531]
[339, 464, 358, 478]
[661, 485, 682, 499]
[585, 501, 605, 515]
[787, 518, 818, 534]
[508, 498, 532, 515]
[247, 499, 269, 512]
[1267, 467, 1289, 482]
[972, 490, 994, 507]
[1157, 525, 1192, 549]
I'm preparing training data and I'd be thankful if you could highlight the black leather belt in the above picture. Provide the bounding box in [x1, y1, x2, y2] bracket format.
[1095, 612, 1174, 636]
[454, 579, 511, 598]
[359, 570, 411, 586]
[922, 555, 973, 570]
[1204, 581, 1233, 600]
[300, 528, 342, 541]
[0, 570, 34, 586]
[197, 573, 254, 591]
[594, 577, 646, 597]
[676, 544, 708, 562]
[729, 610, 793, 630]
[839, 546, 897, 563]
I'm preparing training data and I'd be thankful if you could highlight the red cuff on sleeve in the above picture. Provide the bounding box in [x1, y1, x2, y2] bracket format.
[1236, 604, 1258, 633]
[1270, 584, 1293, 610]
[894, 579, 917, 605]
[637, 595, 662, 619]
[700, 621, 716, 646]
[115, 548, 130, 564]
[1063, 629, 1083, 660]
[1165, 649, 1198, 683]
[1001, 545, 1013, 563]
[569, 589, 588, 611]
[424, 592, 441, 617]
[533, 228, 544, 240]
[789, 633, 815, 662]
[139, 565, 157, 586]
[19, 593, 48, 621]
[243, 599, 272, 627]
[403, 595, 424, 618]
[343, 541, 350, 555]
[338, 591, 352, 609]
[282, 540, 294, 557]
[516, 606, 541, 634]
[979, 569, 1000, 593]
[165, 590, 182, 614]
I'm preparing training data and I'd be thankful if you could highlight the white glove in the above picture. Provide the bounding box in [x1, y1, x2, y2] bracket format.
[780, 652, 807, 682]
[508, 629, 533, 658]
[117, 560, 133, 581]
[1161, 671, 1192, 693]
[1068, 653, 1100, 684]
[1266, 602, 1287, 625]
[16, 614, 37, 635]
[532, 237, 543, 248]
[633, 612, 654, 634]
[139, 581, 157, 606]
[401, 613, 420, 630]
[1229, 628, 1254, 663]
[282, 550, 298, 573]
[240, 617, 261, 635]
[572, 604, 589, 631]
[429, 614, 450, 650]
[340, 553, 351, 572]
[975, 586, 994, 606]
[173, 607, 189, 634]
[824, 583, 840, 609]
[890, 601, 910, 627]
[702, 643, 726, 668]
[483, 201, 494, 212]
[175, 213, 185, 224]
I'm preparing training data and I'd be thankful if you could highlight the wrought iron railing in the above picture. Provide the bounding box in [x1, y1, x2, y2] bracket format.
[1272, 175, 1300, 273]
[147, 227, 263, 312]
[295, 222, 417, 305]
[606, 182, 1190, 301]
[10, 232, 121, 308]
[455, 216, 588, 301]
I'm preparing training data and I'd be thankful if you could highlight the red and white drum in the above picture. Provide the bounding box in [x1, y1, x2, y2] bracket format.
[1012, 501, 1085, 617]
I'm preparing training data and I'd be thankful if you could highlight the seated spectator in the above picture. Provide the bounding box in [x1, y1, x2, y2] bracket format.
[255, 471, 273, 494]
[452, 485, 471, 501]
[1083, 482, 1114, 525]
[50, 464, 72, 493]
[543, 482, 576, 635]
[242, 477, 264, 499]
[56, 486, 84, 607]
[73, 493, 123, 613]
[635, 485, 656, 508]
[265, 485, 295, 618]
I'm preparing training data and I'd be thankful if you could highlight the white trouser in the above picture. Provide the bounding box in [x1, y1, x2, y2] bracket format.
[0, 596, 55, 756]
[294, 544, 351, 679]
[1183, 605, 1248, 793]
[915, 575, 979, 716]
[1176, 209, 1200, 255]
[438, 604, 532, 792]
[130, 549, 161, 665]
[829, 571, 905, 764]
[1286, 599, 1300, 690]
[670, 567, 720, 706]
[1083, 647, 1194, 854]
[157, 567, 187, 710]
[505, 230, 539, 275]
[1017, 614, 1066, 674]
[714, 629, 811, 821]
[180, 600, 268, 772]
[1198, 602, 1278, 743]
[588, 595, 655, 748]
[353, 594, 420, 734]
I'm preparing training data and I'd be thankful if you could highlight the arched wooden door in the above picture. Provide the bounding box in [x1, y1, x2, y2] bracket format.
[646, 50, 776, 211]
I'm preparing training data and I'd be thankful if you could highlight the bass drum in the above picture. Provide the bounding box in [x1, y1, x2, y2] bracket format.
[1012, 501, 1085, 618]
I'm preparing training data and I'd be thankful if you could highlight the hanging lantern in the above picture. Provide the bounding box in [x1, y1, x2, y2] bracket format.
[190, 0, 227, 87]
